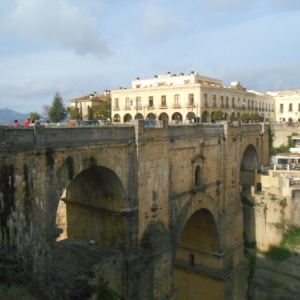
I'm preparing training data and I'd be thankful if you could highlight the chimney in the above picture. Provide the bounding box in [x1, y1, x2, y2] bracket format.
[136, 77, 140, 80]
[180, 72, 184, 76]
[154, 75, 158, 78]
[90, 93, 94, 98]
[191, 71, 194, 74]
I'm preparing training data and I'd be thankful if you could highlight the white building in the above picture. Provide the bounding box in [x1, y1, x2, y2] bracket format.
[110, 72, 275, 124]
[267, 90, 300, 123]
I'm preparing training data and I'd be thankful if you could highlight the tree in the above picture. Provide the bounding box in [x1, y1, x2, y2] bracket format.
[30, 112, 41, 121]
[212, 110, 224, 121]
[230, 112, 237, 122]
[66, 107, 81, 120]
[251, 112, 261, 122]
[241, 112, 251, 123]
[48, 92, 67, 123]
[93, 97, 111, 121]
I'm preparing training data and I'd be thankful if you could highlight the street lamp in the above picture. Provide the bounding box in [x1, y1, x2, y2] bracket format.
[130, 97, 138, 119]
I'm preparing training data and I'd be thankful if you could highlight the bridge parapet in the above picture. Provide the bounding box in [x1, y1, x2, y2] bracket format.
[0, 125, 136, 152]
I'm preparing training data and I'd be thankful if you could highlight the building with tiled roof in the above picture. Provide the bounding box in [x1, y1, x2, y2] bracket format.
[70, 91, 110, 120]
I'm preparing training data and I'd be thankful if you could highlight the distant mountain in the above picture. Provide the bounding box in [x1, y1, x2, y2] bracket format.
[0, 108, 29, 125]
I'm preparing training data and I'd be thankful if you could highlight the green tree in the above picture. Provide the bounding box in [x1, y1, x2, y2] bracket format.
[251, 112, 261, 122]
[241, 112, 251, 122]
[212, 110, 224, 121]
[66, 107, 81, 120]
[30, 112, 41, 121]
[48, 92, 67, 122]
[230, 112, 237, 122]
[93, 97, 111, 120]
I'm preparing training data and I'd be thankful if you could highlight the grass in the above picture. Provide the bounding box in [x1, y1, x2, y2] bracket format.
[280, 226, 300, 250]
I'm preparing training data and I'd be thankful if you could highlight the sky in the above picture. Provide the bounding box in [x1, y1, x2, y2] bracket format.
[1, 0, 300, 114]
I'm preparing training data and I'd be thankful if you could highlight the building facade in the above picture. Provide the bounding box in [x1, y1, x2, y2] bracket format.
[267, 90, 300, 123]
[70, 91, 110, 120]
[110, 72, 275, 124]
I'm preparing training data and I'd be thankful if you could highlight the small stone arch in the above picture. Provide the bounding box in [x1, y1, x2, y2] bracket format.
[172, 112, 182, 121]
[123, 113, 132, 123]
[113, 113, 121, 123]
[146, 113, 156, 119]
[201, 111, 209, 123]
[186, 111, 196, 120]
[158, 112, 169, 122]
[134, 113, 144, 120]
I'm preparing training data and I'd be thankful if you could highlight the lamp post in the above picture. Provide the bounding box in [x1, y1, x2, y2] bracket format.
[130, 97, 138, 120]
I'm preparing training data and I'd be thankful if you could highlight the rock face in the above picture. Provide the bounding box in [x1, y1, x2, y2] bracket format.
[249, 252, 300, 300]
[243, 196, 300, 300]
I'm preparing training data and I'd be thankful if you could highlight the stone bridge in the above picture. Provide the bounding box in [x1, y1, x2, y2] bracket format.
[0, 121, 270, 299]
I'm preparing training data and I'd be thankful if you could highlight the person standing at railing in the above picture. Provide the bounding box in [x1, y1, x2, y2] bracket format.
[24, 118, 31, 126]
[13, 120, 20, 127]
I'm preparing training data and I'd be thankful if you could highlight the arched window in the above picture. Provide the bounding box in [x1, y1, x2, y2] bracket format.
[190, 254, 194, 266]
[195, 165, 201, 186]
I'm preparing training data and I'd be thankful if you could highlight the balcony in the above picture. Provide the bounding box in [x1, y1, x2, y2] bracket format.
[159, 104, 168, 109]
[173, 104, 181, 108]
[203, 102, 209, 107]
[113, 106, 119, 111]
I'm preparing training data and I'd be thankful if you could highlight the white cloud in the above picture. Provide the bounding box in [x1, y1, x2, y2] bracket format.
[142, 2, 188, 38]
[3, 0, 111, 58]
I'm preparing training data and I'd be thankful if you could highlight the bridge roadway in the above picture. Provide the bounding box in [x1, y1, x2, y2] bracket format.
[0, 120, 270, 299]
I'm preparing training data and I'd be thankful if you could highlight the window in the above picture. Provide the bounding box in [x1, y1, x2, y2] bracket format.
[161, 95, 166, 107]
[289, 103, 293, 112]
[149, 96, 154, 108]
[126, 97, 131, 108]
[298, 103, 300, 112]
[137, 97, 142, 109]
[232, 97, 235, 108]
[212, 95, 217, 107]
[174, 94, 180, 107]
[220, 96, 224, 107]
[195, 166, 201, 186]
[226, 96, 229, 108]
[190, 254, 194, 267]
[280, 103, 284, 112]
[188, 94, 194, 106]
[114, 98, 119, 109]
[204, 93, 208, 106]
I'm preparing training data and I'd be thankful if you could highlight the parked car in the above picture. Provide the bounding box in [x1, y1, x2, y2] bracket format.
[80, 120, 100, 126]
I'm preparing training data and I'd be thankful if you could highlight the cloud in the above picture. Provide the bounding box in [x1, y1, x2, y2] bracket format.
[3, 0, 111, 58]
[208, 0, 249, 9]
[142, 2, 187, 38]
[270, 0, 300, 10]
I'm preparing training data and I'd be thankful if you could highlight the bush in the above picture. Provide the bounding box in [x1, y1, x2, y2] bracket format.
[265, 246, 291, 261]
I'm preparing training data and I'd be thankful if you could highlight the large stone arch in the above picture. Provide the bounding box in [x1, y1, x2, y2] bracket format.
[240, 144, 259, 248]
[61, 166, 127, 250]
[174, 205, 224, 300]
[53, 148, 135, 250]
